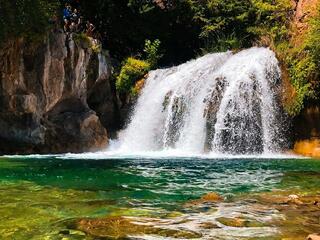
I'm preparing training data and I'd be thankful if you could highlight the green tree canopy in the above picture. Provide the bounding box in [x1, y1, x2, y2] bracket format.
[0, 0, 59, 43]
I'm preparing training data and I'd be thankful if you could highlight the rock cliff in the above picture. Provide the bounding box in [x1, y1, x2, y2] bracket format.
[291, 0, 320, 157]
[0, 29, 117, 154]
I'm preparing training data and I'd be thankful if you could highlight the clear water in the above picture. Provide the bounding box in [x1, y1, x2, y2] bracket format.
[1, 155, 320, 239]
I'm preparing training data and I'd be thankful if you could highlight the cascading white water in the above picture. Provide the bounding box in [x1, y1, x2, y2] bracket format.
[116, 47, 286, 154]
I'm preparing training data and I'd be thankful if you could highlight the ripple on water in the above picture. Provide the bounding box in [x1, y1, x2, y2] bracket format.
[0, 156, 319, 239]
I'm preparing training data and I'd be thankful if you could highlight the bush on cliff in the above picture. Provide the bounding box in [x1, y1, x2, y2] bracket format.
[281, 6, 320, 116]
[116, 57, 150, 94]
[144, 39, 163, 68]
[116, 39, 162, 96]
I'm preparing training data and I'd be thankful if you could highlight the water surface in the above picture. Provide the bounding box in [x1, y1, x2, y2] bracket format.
[0, 155, 319, 239]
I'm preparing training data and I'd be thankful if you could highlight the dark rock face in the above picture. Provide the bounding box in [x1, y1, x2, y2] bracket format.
[0, 29, 116, 154]
[293, 104, 320, 141]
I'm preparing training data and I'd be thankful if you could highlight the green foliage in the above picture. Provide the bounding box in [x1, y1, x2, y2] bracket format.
[306, 9, 320, 72]
[116, 57, 150, 94]
[249, 0, 292, 41]
[74, 33, 102, 53]
[0, 0, 59, 44]
[200, 33, 242, 54]
[286, 55, 315, 115]
[191, 0, 255, 39]
[283, 7, 320, 116]
[116, 39, 162, 96]
[144, 39, 163, 68]
[73, 33, 92, 48]
[186, 0, 292, 53]
[127, 0, 156, 13]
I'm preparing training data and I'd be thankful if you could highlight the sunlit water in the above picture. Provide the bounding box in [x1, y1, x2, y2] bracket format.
[1, 155, 320, 239]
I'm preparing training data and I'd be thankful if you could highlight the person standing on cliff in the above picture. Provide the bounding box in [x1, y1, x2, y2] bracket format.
[63, 4, 72, 21]
[86, 21, 96, 38]
[63, 4, 72, 33]
[71, 8, 79, 22]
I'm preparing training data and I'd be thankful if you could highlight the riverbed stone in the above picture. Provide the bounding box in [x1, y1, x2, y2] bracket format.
[201, 192, 224, 202]
[199, 222, 221, 229]
[306, 234, 320, 240]
[77, 216, 202, 239]
[185, 192, 223, 207]
[216, 217, 265, 228]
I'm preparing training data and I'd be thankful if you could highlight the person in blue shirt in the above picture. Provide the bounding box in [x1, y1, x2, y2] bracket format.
[63, 4, 72, 33]
[63, 4, 72, 21]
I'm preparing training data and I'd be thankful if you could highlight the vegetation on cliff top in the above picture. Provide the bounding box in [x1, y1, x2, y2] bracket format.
[262, 2, 320, 116]
[0, 0, 59, 43]
[284, 7, 320, 116]
[116, 39, 162, 95]
[0, 0, 319, 116]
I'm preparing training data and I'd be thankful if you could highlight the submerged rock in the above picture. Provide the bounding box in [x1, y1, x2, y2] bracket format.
[76, 216, 202, 239]
[201, 192, 224, 202]
[199, 222, 221, 229]
[217, 217, 266, 228]
[185, 192, 223, 207]
[77, 217, 147, 239]
[248, 191, 320, 239]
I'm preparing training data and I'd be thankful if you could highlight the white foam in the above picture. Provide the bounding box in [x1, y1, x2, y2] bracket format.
[116, 47, 287, 155]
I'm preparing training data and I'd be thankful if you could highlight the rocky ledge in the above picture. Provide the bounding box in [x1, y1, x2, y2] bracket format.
[0, 29, 118, 154]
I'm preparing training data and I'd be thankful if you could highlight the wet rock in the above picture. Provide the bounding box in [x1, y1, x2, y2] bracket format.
[184, 192, 223, 207]
[217, 217, 246, 227]
[288, 194, 299, 200]
[158, 229, 202, 239]
[217, 217, 265, 228]
[87, 51, 119, 134]
[307, 234, 320, 240]
[314, 200, 320, 208]
[162, 90, 173, 111]
[166, 211, 183, 218]
[203, 76, 227, 148]
[199, 222, 221, 229]
[256, 193, 309, 206]
[44, 107, 108, 153]
[201, 192, 223, 202]
[252, 192, 320, 239]
[288, 194, 304, 205]
[77, 216, 202, 239]
[77, 216, 147, 238]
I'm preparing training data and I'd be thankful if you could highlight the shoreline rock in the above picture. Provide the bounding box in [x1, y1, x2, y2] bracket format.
[0, 30, 117, 154]
[294, 139, 320, 158]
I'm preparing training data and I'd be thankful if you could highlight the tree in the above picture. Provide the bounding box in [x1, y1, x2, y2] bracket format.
[0, 0, 59, 43]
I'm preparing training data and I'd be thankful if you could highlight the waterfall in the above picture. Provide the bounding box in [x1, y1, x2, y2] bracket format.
[117, 47, 286, 155]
